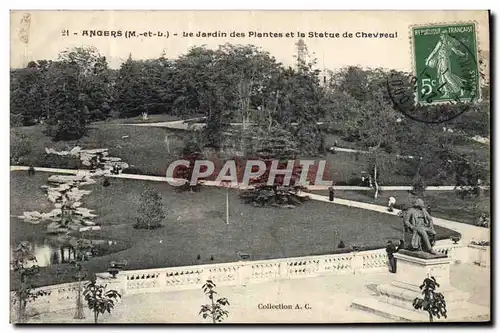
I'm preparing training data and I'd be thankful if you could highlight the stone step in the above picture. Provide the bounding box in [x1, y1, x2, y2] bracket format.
[352, 297, 490, 322]
[377, 283, 471, 311]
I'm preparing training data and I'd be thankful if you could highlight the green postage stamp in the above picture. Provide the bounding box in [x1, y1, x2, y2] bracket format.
[412, 22, 480, 104]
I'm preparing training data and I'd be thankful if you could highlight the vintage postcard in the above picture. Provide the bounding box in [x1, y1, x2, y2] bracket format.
[9, 10, 491, 324]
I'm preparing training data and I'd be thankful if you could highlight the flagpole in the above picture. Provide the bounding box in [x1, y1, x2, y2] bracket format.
[226, 186, 229, 225]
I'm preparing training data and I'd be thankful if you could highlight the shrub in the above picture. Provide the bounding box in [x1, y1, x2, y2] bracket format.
[134, 188, 166, 230]
[382, 142, 395, 154]
[346, 177, 363, 186]
[411, 175, 427, 195]
[45, 117, 88, 141]
[43, 154, 84, 169]
[122, 167, 145, 175]
[10, 131, 32, 165]
[10, 113, 24, 127]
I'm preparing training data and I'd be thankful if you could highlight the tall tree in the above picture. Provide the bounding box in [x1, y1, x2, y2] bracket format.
[44, 47, 111, 140]
[44, 61, 90, 140]
[278, 44, 326, 156]
[328, 67, 400, 197]
[10, 60, 52, 125]
[58, 47, 113, 121]
[11, 242, 48, 323]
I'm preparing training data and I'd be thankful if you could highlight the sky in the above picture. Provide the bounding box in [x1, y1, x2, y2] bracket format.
[10, 10, 490, 73]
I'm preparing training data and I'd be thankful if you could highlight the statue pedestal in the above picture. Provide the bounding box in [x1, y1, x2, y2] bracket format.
[351, 251, 489, 322]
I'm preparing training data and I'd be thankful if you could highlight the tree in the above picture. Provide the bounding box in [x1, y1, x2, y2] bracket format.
[114, 53, 174, 118]
[83, 275, 121, 324]
[254, 125, 299, 160]
[44, 47, 112, 140]
[10, 130, 32, 165]
[413, 276, 447, 322]
[11, 242, 48, 323]
[171, 46, 231, 148]
[44, 61, 90, 140]
[10, 60, 53, 126]
[328, 67, 401, 198]
[134, 188, 166, 229]
[199, 280, 230, 323]
[72, 239, 95, 319]
[239, 159, 311, 208]
[216, 44, 283, 152]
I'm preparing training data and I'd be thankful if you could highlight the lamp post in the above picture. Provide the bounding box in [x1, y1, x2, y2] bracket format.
[73, 240, 91, 320]
[220, 180, 232, 225]
[74, 265, 85, 319]
[226, 186, 229, 225]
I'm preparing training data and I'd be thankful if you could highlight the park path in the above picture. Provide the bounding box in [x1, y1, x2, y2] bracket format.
[9, 166, 487, 192]
[11, 166, 489, 243]
[118, 118, 489, 146]
[296, 192, 489, 243]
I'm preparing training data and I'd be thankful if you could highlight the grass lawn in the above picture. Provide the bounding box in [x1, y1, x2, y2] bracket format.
[320, 151, 415, 185]
[323, 133, 360, 150]
[316, 189, 491, 225]
[10, 172, 55, 244]
[10, 172, 459, 288]
[13, 122, 489, 187]
[12, 124, 188, 176]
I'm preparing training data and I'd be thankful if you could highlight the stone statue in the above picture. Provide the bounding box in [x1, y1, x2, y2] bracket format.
[403, 199, 437, 254]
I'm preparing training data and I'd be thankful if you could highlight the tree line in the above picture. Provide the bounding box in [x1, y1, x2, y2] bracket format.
[10, 43, 490, 189]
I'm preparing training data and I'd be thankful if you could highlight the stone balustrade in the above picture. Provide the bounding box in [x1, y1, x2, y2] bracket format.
[468, 244, 490, 267]
[10, 241, 476, 320]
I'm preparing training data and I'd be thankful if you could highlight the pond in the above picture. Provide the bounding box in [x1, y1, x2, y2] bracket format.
[10, 239, 120, 268]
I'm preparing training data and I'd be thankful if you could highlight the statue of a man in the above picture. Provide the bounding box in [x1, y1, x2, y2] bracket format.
[403, 199, 437, 254]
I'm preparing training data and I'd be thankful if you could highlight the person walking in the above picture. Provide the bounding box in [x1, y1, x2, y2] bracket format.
[328, 185, 335, 202]
[397, 239, 405, 251]
[386, 240, 397, 273]
[388, 196, 396, 212]
[476, 213, 489, 227]
[28, 164, 35, 176]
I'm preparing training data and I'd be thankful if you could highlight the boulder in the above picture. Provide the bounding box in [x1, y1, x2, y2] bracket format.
[68, 223, 81, 231]
[69, 146, 82, 155]
[47, 195, 59, 203]
[20, 211, 43, 220]
[41, 209, 62, 219]
[75, 208, 98, 218]
[81, 148, 109, 154]
[102, 157, 121, 162]
[47, 222, 67, 234]
[80, 178, 97, 186]
[82, 220, 96, 226]
[48, 175, 85, 184]
[57, 183, 72, 192]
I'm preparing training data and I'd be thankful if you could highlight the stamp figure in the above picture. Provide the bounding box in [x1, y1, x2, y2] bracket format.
[412, 23, 480, 104]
